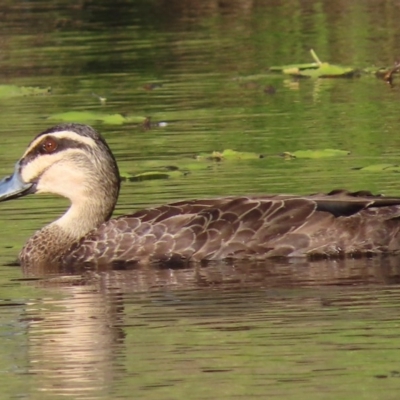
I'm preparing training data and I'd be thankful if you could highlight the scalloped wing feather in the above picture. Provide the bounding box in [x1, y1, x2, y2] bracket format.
[62, 196, 317, 266]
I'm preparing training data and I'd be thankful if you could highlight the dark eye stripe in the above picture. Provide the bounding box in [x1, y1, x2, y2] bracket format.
[21, 137, 93, 166]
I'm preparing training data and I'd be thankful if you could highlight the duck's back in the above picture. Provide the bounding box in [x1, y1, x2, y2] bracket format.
[61, 191, 400, 268]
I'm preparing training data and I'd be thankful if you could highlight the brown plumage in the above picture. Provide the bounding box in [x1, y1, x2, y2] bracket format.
[63, 192, 400, 268]
[0, 123, 400, 272]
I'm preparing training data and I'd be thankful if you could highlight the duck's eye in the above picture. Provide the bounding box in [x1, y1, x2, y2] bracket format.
[41, 137, 58, 154]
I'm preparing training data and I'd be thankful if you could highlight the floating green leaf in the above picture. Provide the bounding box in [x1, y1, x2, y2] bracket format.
[48, 111, 147, 125]
[269, 62, 319, 72]
[270, 49, 358, 78]
[120, 167, 188, 182]
[282, 149, 350, 159]
[196, 149, 263, 161]
[0, 85, 51, 98]
[120, 149, 266, 184]
[293, 63, 356, 78]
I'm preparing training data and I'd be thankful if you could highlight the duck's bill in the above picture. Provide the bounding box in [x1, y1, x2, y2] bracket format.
[0, 164, 35, 202]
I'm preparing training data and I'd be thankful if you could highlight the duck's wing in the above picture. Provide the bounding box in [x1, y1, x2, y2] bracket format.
[309, 189, 400, 217]
[62, 192, 400, 268]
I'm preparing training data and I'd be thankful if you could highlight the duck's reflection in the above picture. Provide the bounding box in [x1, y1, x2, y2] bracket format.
[25, 284, 125, 398]
[23, 255, 400, 397]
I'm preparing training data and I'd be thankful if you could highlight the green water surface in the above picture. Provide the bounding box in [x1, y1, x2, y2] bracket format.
[0, 1, 400, 399]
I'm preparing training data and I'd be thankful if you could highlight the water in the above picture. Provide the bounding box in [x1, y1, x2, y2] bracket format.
[0, 0, 400, 398]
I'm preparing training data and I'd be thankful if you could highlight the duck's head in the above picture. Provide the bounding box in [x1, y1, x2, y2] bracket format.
[0, 123, 120, 232]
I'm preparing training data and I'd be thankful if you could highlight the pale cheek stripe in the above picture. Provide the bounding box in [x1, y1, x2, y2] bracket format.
[20, 149, 87, 182]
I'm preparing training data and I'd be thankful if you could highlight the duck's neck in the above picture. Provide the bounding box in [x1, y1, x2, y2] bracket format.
[20, 195, 116, 272]
[54, 197, 111, 240]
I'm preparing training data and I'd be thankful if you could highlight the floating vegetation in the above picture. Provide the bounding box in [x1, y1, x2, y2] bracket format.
[120, 167, 188, 182]
[270, 49, 358, 78]
[237, 49, 400, 86]
[119, 149, 266, 183]
[281, 149, 350, 160]
[0, 85, 51, 98]
[119, 146, 352, 184]
[195, 149, 264, 161]
[48, 111, 147, 125]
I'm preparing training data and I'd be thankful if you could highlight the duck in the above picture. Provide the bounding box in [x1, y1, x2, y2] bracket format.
[1, 122, 400, 271]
